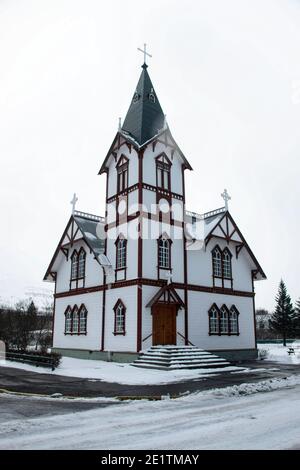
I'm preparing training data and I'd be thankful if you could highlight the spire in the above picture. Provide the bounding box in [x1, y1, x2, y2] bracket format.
[121, 65, 165, 145]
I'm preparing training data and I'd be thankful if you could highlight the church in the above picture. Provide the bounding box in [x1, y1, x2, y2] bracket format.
[44, 49, 266, 363]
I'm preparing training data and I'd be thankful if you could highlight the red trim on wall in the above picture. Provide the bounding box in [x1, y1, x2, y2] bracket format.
[55, 278, 255, 299]
[137, 149, 144, 352]
[51, 273, 57, 348]
[182, 164, 189, 345]
[252, 270, 257, 349]
[101, 171, 109, 351]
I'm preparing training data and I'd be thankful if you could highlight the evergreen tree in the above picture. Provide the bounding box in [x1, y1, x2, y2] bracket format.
[294, 299, 300, 337]
[269, 280, 295, 346]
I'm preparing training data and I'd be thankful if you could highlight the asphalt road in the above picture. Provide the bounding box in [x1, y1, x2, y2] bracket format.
[0, 361, 299, 399]
[0, 394, 119, 424]
[0, 361, 299, 424]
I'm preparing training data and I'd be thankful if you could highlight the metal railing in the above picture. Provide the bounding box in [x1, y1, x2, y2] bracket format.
[142, 333, 153, 343]
[177, 332, 195, 346]
[74, 210, 105, 223]
[185, 207, 226, 220]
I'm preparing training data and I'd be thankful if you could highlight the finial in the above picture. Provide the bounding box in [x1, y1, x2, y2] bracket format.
[163, 114, 168, 130]
[137, 43, 152, 67]
[118, 117, 122, 131]
[221, 189, 231, 210]
[70, 193, 78, 214]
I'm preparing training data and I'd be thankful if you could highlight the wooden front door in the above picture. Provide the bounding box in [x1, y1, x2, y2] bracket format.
[152, 304, 177, 346]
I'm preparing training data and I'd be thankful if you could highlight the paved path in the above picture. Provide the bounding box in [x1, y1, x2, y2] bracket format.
[0, 394, 119, 424]
[0, 361, 299, 399]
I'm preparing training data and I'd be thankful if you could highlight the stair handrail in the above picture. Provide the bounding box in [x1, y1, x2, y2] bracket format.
[142, 332, 153, 343]
[176, 331, 195, 346]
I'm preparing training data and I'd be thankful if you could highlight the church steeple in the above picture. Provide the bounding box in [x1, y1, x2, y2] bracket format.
[121, 64, 165, 145]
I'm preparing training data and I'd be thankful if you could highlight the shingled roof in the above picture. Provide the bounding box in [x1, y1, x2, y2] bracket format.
[121, 64, 165, 145]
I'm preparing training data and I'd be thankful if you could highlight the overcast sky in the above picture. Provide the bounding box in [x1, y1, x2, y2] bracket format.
[0, 0, 300, 310]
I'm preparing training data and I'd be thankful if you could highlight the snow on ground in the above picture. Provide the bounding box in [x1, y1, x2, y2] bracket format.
[0, 377, 299, 450]
[258, 342, 300, 364]
[0, 357, 245, 385]
[1, 342, 298, 385]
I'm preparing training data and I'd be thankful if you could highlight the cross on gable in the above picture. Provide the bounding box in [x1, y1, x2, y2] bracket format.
[70, 193, 78, 214]
[221, 189, 231, 210]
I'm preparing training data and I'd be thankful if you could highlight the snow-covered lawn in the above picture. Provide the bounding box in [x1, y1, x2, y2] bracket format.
[258, 342, 300, 364]
[0, 357, 245, 385]
[0, 377, 299, 450]
[1, 342, 298, 386]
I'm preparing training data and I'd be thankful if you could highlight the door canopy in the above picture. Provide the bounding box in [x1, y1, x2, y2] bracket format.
[146, 285, 185, 309]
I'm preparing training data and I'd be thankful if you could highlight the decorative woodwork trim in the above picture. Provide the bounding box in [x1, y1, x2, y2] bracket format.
[55, 279, 255, 299]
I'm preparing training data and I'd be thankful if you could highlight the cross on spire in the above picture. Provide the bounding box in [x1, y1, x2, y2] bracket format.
[221, 189, 231, 210]
[137, 43, 152, 66]
[70, 193, 78, 214]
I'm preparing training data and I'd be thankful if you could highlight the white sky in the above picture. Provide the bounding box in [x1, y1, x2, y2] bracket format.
[0, 0, 300, 310]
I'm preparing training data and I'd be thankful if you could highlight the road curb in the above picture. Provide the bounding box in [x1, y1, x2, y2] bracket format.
[0, 388, 179, 401]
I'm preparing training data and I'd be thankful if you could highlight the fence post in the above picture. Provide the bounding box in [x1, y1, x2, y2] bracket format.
[0, 341, 6, 364]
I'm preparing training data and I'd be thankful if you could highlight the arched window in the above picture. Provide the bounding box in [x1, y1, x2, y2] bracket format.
[158, 237, 171, 269]
[223, 248, 232, 279]
[113, 300, 126, 335]
[220, 305, 229, 334]
[71, 250, 78, 280]
[229, 305, 239, 335]
[72, 305, 79, 334]
[156, 154, 171, 191]
[208, 304, 219, 335]
[116, 237, 127, 269]
[79, 304, 88, 334]
[116, 155, 129, 193]
[65, 306, 72, 334]
[212, 246, 222, 277]
[78, 248, 86, 278]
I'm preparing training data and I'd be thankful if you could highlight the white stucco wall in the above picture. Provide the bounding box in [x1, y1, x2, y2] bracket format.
[187, 291, 255, 350]
[187, 238, 253, 292]
[55, 239, 103, 294]
[53, 291, 103, 350]
[104, 285, 137, 352]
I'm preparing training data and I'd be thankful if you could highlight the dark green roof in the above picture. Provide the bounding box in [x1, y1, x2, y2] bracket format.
[122, 64, 165, 145]
[74, 215, 105, 257]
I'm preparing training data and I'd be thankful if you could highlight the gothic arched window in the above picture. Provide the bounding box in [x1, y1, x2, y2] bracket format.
[223, 248, 232, 279]
[71, 250, 78, 280]
[116, 236, 127, 269]
[65, 306, 72, 334]
[158, 236, 171, 269]
[212, 246, 222, 277]
[78, 248, 86, 278]
[220, 305, 229, 334]
[116, 155, 129, 193]
[229, 305, 239, 335]
[156, 154, 171, 191]
[79, 304, 88, 335]
[72, 305, 79, 334]
[208, 304, 219, 335]
[71, 248, 86, 285]
[113, 300, 126, 335]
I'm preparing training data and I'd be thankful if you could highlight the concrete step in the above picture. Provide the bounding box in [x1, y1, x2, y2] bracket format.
[139, 353, 224, 360]
[132, 346, 231, 370]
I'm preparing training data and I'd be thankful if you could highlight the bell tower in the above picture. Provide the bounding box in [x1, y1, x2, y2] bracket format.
[98, 54, 192, 351]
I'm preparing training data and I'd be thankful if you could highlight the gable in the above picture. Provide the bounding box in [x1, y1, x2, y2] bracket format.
[44, 212, 105, 281]
[205, 211, 266, 280]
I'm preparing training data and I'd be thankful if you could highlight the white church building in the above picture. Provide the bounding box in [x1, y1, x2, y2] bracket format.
[44, 54, 266, 362]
